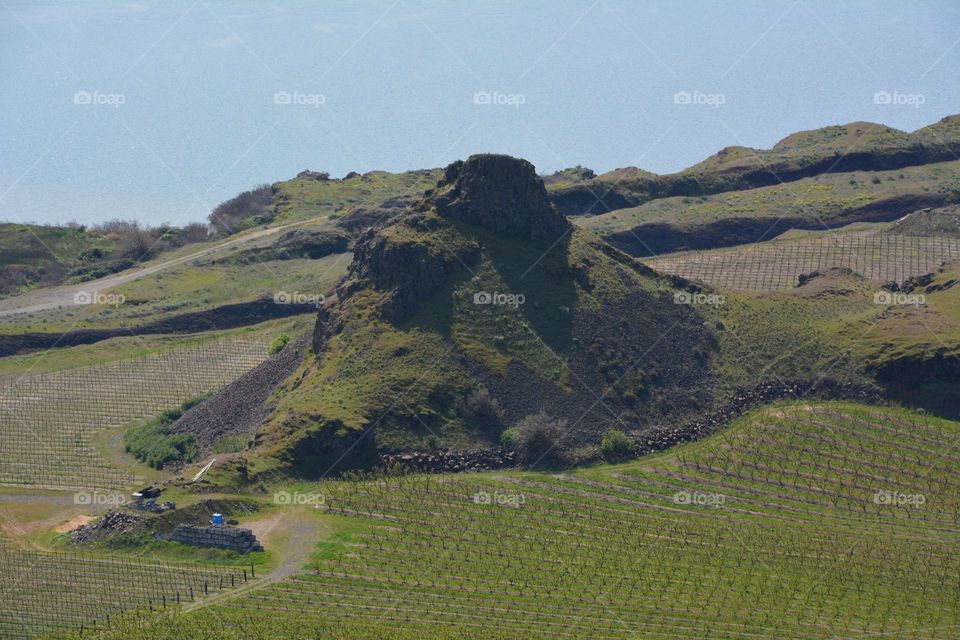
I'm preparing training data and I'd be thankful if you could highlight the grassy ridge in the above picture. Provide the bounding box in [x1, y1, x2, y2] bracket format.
[272, 169, 442, 225]
[579, 160, 960, 243]
[549, 116, 960, 215]
[0, 253, 350, 335]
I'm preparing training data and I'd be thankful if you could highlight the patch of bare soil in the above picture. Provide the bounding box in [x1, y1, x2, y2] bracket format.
[55, 515, 93, 534]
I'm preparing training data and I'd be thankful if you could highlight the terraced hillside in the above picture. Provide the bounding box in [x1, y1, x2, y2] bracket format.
[549, 116, 960, 215]
[70, 402, 960, 639]
[0, 333, 269, 489]
[645, 230, 960, 290]
[578, 160, 960, 255]
[0, 250, 348, 340]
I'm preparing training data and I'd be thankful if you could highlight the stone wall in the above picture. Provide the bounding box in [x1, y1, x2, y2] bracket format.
[170, 525, 263, 553]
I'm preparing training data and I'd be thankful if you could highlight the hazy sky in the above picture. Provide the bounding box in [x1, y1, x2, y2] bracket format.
[2, 0, 959, 226]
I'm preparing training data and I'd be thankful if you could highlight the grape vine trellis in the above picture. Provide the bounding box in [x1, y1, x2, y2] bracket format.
[0, 540, 255, 640]
[645, 232, 960, 291]
[210, 402, 960, 639]
[0, 335, 267, 490]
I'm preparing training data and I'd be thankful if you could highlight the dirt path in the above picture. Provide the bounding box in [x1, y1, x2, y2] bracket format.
[0, 218, 318, 318]
[182, 507, 322, 612]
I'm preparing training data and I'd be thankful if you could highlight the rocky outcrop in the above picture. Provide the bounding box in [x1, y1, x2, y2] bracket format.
[325, 154, 572, 328]
[379, 449, 516, 473]
[433, 155, 571, 244]
[340, 225, 480, 324]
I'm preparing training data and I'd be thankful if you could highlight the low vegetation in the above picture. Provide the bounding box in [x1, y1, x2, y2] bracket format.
[208, 184, 275, 236]
[549, 116, 960, 215]
[124, 396, 208, 469]
[579, 160, 960, 255]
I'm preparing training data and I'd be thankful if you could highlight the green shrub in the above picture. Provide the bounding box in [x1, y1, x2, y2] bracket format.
[499, 427, 519, 449]
[269, 332, 291, 355]
[599, 429, 634, 463]
[123, 396, 207, 469]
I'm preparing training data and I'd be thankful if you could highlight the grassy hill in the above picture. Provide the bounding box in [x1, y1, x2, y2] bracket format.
[578, 160, 960, 255]
[237, 155, 715, 476]
[548, 114, 960, 215]
[889, 204, 960, 236]
[700, 261, 960, 415]
[0, 251, 349, 337]
[273, 168, 442, 226]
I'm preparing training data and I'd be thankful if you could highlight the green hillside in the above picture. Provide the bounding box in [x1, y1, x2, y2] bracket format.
[548, 115, 960, 215]
[579, 160, 960, 255]
[64, 401, 960, 640]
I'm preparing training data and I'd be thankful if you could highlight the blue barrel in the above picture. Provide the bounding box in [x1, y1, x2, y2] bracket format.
[211, 513, 224, 526]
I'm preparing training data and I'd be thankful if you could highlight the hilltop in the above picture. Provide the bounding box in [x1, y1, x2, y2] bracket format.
[223, 155, 716, 477]
[548, 115, 960, 215]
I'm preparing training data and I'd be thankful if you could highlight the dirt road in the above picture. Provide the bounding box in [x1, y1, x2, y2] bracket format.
[182, 507, 324, 612]
[0, 219, 317, 318]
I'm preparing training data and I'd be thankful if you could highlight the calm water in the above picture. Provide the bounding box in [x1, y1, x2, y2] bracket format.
[2, 0, 959, 225]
